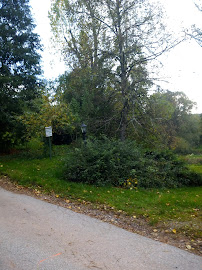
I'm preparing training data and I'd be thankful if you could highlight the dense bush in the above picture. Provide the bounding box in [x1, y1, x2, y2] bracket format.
[142, 151, 201, 188]
[64, 138, 202, 188]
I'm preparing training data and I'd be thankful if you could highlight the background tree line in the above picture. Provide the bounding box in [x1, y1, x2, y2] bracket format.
[0, 0, 201, 155]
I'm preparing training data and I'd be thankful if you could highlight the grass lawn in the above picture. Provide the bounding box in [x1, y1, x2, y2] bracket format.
[0, 146, 201, 239]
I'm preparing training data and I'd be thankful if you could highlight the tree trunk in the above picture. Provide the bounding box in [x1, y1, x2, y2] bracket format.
[120, 107, 127, 141]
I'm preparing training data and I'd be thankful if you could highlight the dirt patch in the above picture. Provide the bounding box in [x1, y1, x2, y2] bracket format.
[0, 175, 201, 256]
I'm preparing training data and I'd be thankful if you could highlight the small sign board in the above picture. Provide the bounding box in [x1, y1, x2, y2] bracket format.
[45, 126, 52, 137]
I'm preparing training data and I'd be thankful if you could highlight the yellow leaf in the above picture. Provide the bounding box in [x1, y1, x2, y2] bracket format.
[186, 245, 191, 250]
[133, 216, 137, 219]
[55, 194, 59, 198]
[172, 229, 176, 234]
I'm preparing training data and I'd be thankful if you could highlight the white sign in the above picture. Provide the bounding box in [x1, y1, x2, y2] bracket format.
[45, 126, 52, 137]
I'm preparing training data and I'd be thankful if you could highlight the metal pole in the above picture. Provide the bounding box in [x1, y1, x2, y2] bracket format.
[82, 132, 87, 145]
[48, 136, 52, 159]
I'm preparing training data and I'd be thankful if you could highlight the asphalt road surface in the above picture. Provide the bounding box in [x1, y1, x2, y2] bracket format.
[0, 187, 201, 270]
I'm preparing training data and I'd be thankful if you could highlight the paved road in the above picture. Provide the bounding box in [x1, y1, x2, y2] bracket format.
[0, 188, 201, 270]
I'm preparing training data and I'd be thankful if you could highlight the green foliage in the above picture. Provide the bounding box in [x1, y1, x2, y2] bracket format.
[0, 0, 42, 152]
[26, 138, 44, 153]
[0, 121, 26, 153]
[15, 138, 45, 159]
[1, 145, 201, 238]
[189, 165, 202, 174]
[64, 138, 202, 188]
[64, 138, 142, 186]
[143, 151, 201, 187]
[181, 153, 202, 177]
[21, 94, 77, 140]
[182, 154, 202, 165]
[56, 68, 116, 136]
[172, 137, 192, 154]
[142, 90, 201, 151]
[49, 0, 173, 141]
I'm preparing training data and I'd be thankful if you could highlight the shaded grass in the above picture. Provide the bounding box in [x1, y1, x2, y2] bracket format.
[0, 146, 201, 238]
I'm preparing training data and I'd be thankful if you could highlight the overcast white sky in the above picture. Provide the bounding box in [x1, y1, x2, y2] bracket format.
[30, 0, 202, 113]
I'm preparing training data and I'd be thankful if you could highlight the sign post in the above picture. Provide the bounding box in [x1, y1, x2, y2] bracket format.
[45, 126, 52, 159]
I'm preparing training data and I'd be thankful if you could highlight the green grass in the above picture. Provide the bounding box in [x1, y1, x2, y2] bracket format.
[181, 153, 202, 175]
[189, 165, 202, 174]
[0, 145, 201, 238]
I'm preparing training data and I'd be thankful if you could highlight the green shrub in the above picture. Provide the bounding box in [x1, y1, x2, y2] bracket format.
[64, 137, 202, 188]
[64, 138, 140, 186]
[142, 151, 201, 187]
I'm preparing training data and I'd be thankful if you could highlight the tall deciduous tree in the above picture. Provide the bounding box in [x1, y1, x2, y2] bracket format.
[50, 0, 181, 140]
[0, 0, 42, 152]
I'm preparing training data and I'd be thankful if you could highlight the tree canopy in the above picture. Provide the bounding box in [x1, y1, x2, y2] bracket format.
[49, 0, 181, 141]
